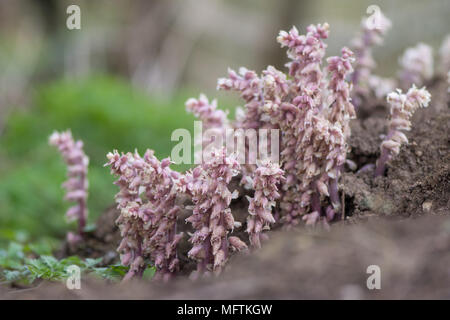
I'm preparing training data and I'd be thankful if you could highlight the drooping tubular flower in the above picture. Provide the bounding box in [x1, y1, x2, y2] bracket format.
[375, 85, 431, 177]
[179, 148, 246, 276]
[327, 47, 356, 135]
[297, 115, 347, 225]
[325, 47, 356, 212]
[246, 161, 284, 248]
[277, 23, 329, 103]
[186, 94, 229, 162]
[217, 66, 283, 188]
[49, 130, 88, 244]
[269, 24, 330, 225]
[217, 67, 263, 130]
[398, 43, 434, 88]
[105, 149, 182, 281]
[350, 9, 391, 102]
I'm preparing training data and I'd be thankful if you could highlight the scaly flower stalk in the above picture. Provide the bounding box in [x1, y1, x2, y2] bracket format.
[327, 47, 356, 136]
[180, 148, 246, 276]
[277, 23, 329, 104]
[375, 85, 431, 177]
[326, 47, 356, 211]
[217, 67, 263, 130]
[351, 9, 391, 103]
[246, 161, 284, 248]
[398, 43, 434, 88]
[49, 130, 88, 244]
[271, 24, 330, 225]
[186, 94, 229, 162]
[106, 150, 182, 281]
[297, 115, 346, 224]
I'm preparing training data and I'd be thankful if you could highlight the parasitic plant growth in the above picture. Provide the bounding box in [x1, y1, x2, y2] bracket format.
[48, 11, 441, 281]
[350, 8, 391, 103]
[246, 161, 284, 248]
[185, 94, 230, 162]
[179, 148, 247, 276]
[106, 150, 182, 281]
[375, 85, 431, 177]
[49, 130, 89, 244]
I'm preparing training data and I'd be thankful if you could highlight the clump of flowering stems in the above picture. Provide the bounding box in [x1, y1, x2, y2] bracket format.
[375, 85, 431, 177]
[246, 161, 284, 248]
[276, 25, 350, 225]
[269, 23, 332, 226]
[105, 149, 182, 281]
[179, 148, 247, 276]
[217, 67, 277, 188]
[350, 9, 391, 104]
[49, 130, 88, 244]
[216, 23, 355, 227]
[398, 43, 434, 88]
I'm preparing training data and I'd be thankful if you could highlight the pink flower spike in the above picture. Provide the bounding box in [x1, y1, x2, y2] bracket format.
[49, 130, 89, 238]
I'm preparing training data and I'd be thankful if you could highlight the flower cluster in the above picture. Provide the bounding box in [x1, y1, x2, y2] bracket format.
[275, 27, 351, 226]
[327, 47, 356, 135]
[375, 85, 431, 177]
[49, 130, 89, 244]
[105, 149, 182, 281]
[217, 67, 263, 130]
[277, 23, 329, 103]
[398, 43, 434, 88]
[217, 67, 281, 186]
[246, 161, 284, 248]
[215, 24, 355, 227]
[179, 148, 247, 276]
[99, 16, 439, 281]
[350, 9, 392, 103]
[186, 94, 229, 162]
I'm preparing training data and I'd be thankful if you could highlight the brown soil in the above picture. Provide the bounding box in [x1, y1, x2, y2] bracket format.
[56, 206, 121, 265]
[1, 77, 448, 299]
[4, 215, 450, 299]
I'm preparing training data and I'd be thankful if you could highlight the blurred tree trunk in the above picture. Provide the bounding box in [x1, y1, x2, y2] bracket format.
[263, 0, 312, 70]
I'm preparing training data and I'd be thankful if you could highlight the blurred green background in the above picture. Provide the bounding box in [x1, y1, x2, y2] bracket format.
[0, 76, 201, 241]
[0, 0, 449, 244]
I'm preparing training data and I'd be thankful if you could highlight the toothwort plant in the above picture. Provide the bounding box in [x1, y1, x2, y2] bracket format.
[98, 12, 441, 280]
[375, 85, 431, 177]
[350, 8, 391, 103]
[105, 150, 182, 281]
[49, 130, 89, 244]
[179, 148, 247, 276]
[246, 161, 284, 248]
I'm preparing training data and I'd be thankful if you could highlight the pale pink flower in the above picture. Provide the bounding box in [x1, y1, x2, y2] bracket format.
[246, 161, 284, 248]
[106, 149, 182, 281]
[375, 85, 431, 177]
[179, 148, 246, 275]
[49, 130, 88, 242]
